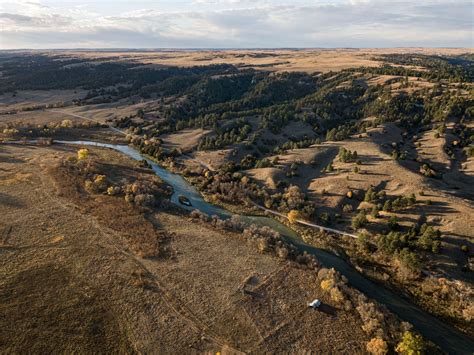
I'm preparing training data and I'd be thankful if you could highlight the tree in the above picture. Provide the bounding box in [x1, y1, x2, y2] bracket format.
[352, 211, 367, 230]
[371, 205, 379, 218]
[396, 331, 425, 355]
[357, 233, 370, 252]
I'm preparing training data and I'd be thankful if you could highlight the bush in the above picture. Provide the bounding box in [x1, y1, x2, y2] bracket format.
[343, 204, 353, 213]
[396, 331, 425, 355]
[93, 175, 107, 191]
[84, 174, 107, 193]
[287, 210, 301, 224]
[77, 148, 89, 160]
[107, 186, 121, 196]
[321, 279, 334, 291]
[366, 337, 388, 355]
[356, 302, 383, 335]
[276, 246, 289, 259]
[330, 287, 345, 303]
[2, 128, 19, 135]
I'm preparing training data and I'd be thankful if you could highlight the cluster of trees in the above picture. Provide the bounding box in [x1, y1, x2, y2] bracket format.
[274, 135, 320, 154]
[377, 223, 441, 273]
[362, 187, 417, 213]
[338, 147, 358, 163]
[377, 54, 473, 82]
[198, 119, 252, 150]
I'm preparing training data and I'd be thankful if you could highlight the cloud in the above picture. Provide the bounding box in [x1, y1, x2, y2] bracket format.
[0, 0, 472, 49]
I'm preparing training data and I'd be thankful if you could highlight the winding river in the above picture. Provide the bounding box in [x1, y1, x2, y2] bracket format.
[59, 140, 474, 354]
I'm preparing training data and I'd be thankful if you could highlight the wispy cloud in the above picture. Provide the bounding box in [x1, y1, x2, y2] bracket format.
[0, 0, 472, 48]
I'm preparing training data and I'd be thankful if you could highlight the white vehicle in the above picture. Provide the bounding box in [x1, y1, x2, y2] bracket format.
[308, 299, 321, 309]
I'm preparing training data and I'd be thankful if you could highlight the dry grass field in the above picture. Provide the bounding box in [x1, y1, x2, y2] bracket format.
[52, 48, 473, 73]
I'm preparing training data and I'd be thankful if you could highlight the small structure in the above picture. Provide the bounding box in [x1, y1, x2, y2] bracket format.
[308, 299, 321, 309]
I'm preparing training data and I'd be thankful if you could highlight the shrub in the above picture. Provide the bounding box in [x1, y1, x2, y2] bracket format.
[257, 238, 269, 253]
[330, 287, 345, 303]
[321, 279, 334, 291]
[84, 180, 95, 193]
[60, 119, 73, 128]
[357, 302, 383, 335]
[287, 210, 301, 224]
[276, 246, 289, 259]
[93, 175, 107, 191]
[107, 186, 121, 196]
[343, 204, 353, 213]
[367, 337, 388, 355]
[462, 304, 474, 322]
[77, 148, 89, 160]
[396, 331, 425, 355]
[2, 128, 19, 135]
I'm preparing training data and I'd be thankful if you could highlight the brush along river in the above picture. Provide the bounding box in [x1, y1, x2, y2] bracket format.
[58, 140, 474, 354]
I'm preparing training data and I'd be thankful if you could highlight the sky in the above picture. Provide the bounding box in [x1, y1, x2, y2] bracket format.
[0, 0, 472, 49]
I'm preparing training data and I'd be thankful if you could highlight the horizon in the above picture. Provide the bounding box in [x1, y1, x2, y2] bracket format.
[1, 46, 473, 52]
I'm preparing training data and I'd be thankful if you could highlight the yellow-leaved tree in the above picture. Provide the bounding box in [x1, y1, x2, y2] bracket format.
[287, 210, 300, 224]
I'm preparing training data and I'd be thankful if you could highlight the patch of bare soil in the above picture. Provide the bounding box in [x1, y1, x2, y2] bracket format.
[0, 89, 87, 113]
[161, 128, 212, 152]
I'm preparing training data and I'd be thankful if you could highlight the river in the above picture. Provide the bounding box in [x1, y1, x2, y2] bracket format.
[58, 140, 474, 354]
